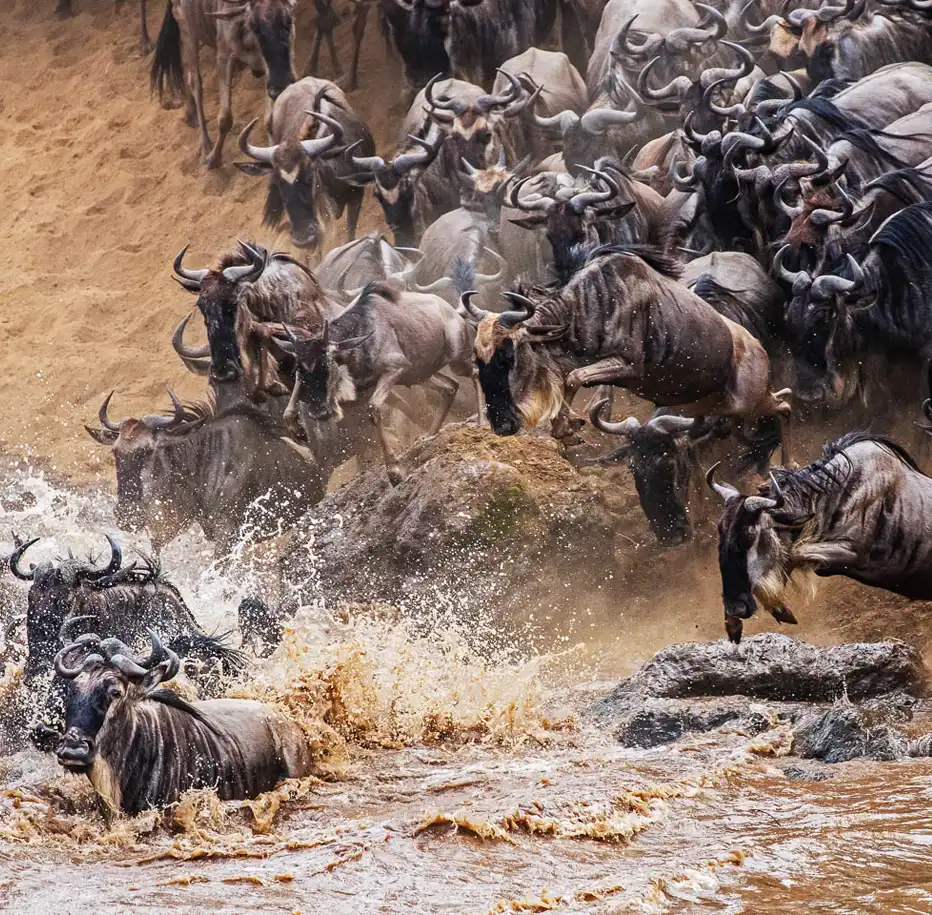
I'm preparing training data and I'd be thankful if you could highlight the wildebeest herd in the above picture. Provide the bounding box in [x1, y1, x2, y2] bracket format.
[21, 0, 932, 813]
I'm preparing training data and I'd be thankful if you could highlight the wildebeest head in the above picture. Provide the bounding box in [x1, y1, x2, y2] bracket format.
[172, 241, 267, 379]
[9, 535, 125, 680]
[464, 290, 568, 436]
[456, 150, 531, 228]
[348, 129, 443, 248]
[505, 168, 636, 284]
[238, 108, 348, 250]
[84, 391, 196, 533]
[276, 318, 368, 422]
[775, 245, 864, 405]
[589, 401, 696, 546]
[54, 630, 180, 776]
[215, 0, 296, 99]
[707, 464, 792, 643]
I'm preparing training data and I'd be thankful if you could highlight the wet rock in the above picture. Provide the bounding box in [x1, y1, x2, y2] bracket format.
[616, 702, 773, 748]
[792, 705, 910, 763]
[294, 424, 618, 623]
[613, 634, 928, 703]
[782, 763, 832, 781]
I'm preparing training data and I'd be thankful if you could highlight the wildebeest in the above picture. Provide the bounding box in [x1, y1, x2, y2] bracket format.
[85, 391, 322, 552]
[51, 631, 313, 814]
[173, 240, 339, 398]
[236, 78, 376, 250]
[316, 233, 420, 302]
[277, 279, 478, 484]
[151, 0, 297, 168]
[9, 535, 245, 686]
[59, 0, 152, 51]
[466, 245, 793, 460]
[709, 431, 932, 643]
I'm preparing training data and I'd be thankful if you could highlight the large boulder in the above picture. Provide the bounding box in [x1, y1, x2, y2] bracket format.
[609, 633, 929, 702]
[293, 424, 620, 623]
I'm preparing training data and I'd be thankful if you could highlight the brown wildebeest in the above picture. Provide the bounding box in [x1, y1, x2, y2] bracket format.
[236, 79, 375, 251]
[51, 631, 313, 814]
[466, 244, 792, 460]
[151, 0, 297, 168]
[276, 279, 479, 485]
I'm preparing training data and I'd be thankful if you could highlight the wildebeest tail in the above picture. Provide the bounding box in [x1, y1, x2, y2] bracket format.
[451, 257, 475, 297]
[151, 0, 184, 100]
[167, 632, 249, 677]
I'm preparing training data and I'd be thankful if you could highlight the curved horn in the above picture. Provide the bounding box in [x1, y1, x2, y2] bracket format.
[59, 615, 98, 645]
[9, 537, 39, 581]
[533, 107, 580, 134]
[96, 391, 121, 433]
[300, 110, 345, 157]
[698, 42, 756, 91]
[637, 56, 693, 107]
[774, 179, 803, 220]
[424, 73, 465, 115]
[614, 15, 664, 60]
[706, 461, 740, 501]
[579, 103, 641, 134]
[773, 245, 813, 294]
[391, 133, 440, 174]
[663, 4, 728, 54]
[811, 255, 865, 299]
[91, 562, 139, 589]
[475, 248, 507, 284]
[143, 630, 181, 680]
[743, 495, 779, 513]
[769, 472, 786, 510]
[506, 175, 555, 213]
[238, 118, 277, 164]
[88, 534, 123, 579]
[171, 312, 211, 360]
[55, 636, 103, 680]
[589, 398, 641, 437]
[172, 244, 209, 289]
[460, 290, 490, 322]
[476, 68, 521, 112]
[671, 156, 700, 191]
[647, 414, 697, 435]
[221, 240, 265, 283]
[108, 654, 150, 680]
[571, 166, 621, 213]
[498, 291, 536, 328]
[739, 0, 784, 37]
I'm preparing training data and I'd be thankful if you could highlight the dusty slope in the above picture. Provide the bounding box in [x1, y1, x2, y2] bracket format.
[0, 0, 405, 481]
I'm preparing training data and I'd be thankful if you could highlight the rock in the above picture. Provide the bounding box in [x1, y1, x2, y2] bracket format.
[792, 705, 910, 763]
[293, 424, 619, 623]
[612, 634, 928, 703]
[782, 764, 832, 781]
[616, 701, 773, 748]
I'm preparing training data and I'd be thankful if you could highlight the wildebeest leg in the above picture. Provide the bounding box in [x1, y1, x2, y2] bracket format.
[183, 38, 211, 157]
[56, 0, 72, 17]
[474, 371, 487, 427]
[205, 53, 235, 169]
[348, 0, 370, 90]
[425, 373, 459, 435]
[306, 28, 324, 76]
[554, 357, 636, 440]
[139, 0, 152, 54]
[792, 541, 860, 572]
[345, 190, 363, 243]
[368, 370, 406, 485]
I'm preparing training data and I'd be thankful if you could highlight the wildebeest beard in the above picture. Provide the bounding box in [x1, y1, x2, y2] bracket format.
[628, 443, 691, 546]
[477, 339, 520, 435]
[716, 498, 760, 623]
[251, 6, 295, 100]
[199, 299, 243, 383]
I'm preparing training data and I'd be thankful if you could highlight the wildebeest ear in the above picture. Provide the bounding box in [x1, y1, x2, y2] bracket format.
[140, 658, 174, 694]
[594, 202, 636, 223]
[507, 214, 548, 230]
[342, 171, 377, 187]
[526, 324, 569, 343]
[84, 425, 119, 446]
[234, 161, 273, 177]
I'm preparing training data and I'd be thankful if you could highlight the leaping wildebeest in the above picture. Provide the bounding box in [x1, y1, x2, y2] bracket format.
[466, 244, 793, 459]
[236, 78, 376, 250]
[709, 431, 932, 643]
[50, 631, 313, 814]
[151, 0, 298, 168]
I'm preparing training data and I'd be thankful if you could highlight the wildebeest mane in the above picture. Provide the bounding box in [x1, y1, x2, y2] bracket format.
[586, 243, 683, 280]
[146, 687, 219, 730]
[871, 202, 932, 270]
[833, 127, 923, 170]
[809, 78, 850, 100]
[867, 166, 932, 206]
[785, 97, 870, 135]
[356, 279, 400, 308]
[166, 392, 290, 439]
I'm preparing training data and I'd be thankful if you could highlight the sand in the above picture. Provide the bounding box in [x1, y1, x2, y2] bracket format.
[0, 0, 407, 483]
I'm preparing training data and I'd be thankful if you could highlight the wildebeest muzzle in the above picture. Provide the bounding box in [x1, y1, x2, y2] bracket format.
[56, 727, 95, 773]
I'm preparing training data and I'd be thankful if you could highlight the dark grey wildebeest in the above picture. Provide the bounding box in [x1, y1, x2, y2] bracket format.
[277, 279, 478, 484]
[51, 631, 313, 814]
[151, 0, 297, 168]
[236, 78, 376, 250]
[709, 431, 932, 643]
[467, 245, 792, 458]
[85, 392, 322, 552]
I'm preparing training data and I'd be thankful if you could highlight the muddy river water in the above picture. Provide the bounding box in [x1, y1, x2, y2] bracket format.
[1, 469, 931, 914]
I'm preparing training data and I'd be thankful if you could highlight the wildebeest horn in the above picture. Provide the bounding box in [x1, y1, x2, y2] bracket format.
[773, 245, 813, 294]
[460, 157, 479, 177]
[768, 472, 786, 510]
[9, 536, 40, 581]
[613, 15, 663, 60]
[738, 0, 784, 37]
[172, 244, 209, 288]
[507, 175, 554, 212]
[498, 291, 536, 327]
[589, 399, 641, 436]
[743, 495, 779, 513]
[59, 615, 98, 645]
[300, 110, 345, 157]
[394, 133, 442, 173]
[97, 391, 121, 432]
[648, 414, 697, 435]
[571, 166, 621, 213]
[238, 118, 277, 164]
[144, 630, 181, 681]
[460, 290, 490, 322]
[109, 654, 150, 680]
[774, 179, 803, 220]
[706, 462, 740, 501]
[221, 240, 265, 283]
[533, 107, 580, 134]
[55, 634, 103, 680]
[637, 56, 693, 106]
[809, 184, 856, 226]
[91, 562, 139, 589]
[475, 248, 507, 284]
[662, 4, 728, 54]
[698, 42, 756, 91]
[671, 157, 699, 191]
[810, 255, 865, 299]
[476, 69, 521, 112]
[424, 73, 465, 116]
[172, 312, 211, 376]
[579, 99, 641, 134]
[83, 534, 123, 581]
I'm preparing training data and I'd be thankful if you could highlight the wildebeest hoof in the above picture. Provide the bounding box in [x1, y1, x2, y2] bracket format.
[560, 434, 587, 447]
[387, 466, 404, 486]
[725, 616, 744, 644]
[266, 382, 290, 397]
[139, 39, 154, 56]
